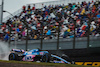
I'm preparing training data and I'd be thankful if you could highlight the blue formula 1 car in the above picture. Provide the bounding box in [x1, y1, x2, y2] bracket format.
[9, 49, 74, 64]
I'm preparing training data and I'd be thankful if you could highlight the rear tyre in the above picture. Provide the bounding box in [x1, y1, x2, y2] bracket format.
[9, 53, 19, 61]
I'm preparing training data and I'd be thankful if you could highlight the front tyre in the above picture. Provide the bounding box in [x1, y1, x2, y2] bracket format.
[41, 53, 51, 62]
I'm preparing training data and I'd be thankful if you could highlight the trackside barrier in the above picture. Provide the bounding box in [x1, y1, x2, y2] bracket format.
[75, 62, 100, 66]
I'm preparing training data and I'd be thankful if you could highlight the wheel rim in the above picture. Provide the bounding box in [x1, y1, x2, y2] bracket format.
[42, 54, 48, 62]
[9, 54, 15, 60]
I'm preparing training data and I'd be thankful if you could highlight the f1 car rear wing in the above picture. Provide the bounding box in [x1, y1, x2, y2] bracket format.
[11, 49, 25, 52]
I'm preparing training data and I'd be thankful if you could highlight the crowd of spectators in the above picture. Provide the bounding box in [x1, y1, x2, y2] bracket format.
[0, 0, 100, 41]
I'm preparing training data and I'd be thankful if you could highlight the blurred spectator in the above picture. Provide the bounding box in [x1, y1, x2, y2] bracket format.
[23, 5, 26, 11]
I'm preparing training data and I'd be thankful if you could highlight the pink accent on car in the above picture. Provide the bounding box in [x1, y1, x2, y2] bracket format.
[22, 50, 25, 52]
[22, 55, 36, 61]
[61, 61, 65, 63]
[22, 57, 25, 61]
[32, 55, 36, 61]
[40, 52, 44, 55]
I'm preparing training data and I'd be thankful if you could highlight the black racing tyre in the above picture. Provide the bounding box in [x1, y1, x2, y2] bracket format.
[61, 54, 74, 64]
[9, 53, 19, 61]
[41, 53, 51, 62]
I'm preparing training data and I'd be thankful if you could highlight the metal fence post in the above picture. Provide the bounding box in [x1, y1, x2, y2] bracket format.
[22, 18, 28, 51]
[87, 17, 91, 48]
[57, 22, 60, 55]
[40, 21, 43, 50]
[1, 0, 4, 24]
[73, 19, 76, 49]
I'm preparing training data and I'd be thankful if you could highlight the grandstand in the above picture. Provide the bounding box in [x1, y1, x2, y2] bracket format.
[0, 0, 100, 62]
[3, 0, 93, 22]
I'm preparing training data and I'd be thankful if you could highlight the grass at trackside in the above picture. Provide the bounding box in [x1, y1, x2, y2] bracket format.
[0, 60, 93, 67]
